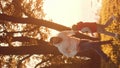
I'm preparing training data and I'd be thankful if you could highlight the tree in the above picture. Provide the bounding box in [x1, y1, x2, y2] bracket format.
[0, 0, 100, 68]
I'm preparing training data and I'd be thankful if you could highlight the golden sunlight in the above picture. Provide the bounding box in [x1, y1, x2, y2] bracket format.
[43, 0, 101, 27]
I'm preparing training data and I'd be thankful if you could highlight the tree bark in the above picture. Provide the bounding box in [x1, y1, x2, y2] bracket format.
[0, 45, 61, 55]
[0, 14, 70, 31]
[0, 14, 99, 40]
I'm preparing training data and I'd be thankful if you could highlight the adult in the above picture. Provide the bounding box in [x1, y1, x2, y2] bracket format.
[50, 30, 112, 61]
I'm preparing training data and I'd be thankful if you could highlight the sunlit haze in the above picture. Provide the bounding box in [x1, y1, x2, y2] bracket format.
[43, 0, 102, 27]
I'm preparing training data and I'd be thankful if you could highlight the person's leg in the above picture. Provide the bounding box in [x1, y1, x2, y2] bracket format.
[102, 15, 115, 28]
[92, 48, 110, 62]
[88, 40, 112, 46]
[79, 40, 112, 61]
[87, 40, 112, 61]
[97, 24, 116, 37]
[79, 39, 112, 51]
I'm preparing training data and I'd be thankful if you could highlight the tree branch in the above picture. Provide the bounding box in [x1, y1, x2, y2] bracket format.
[0, 14, 70, 31]
[0, 14, 99, 40]
[0, 43, 60, 55]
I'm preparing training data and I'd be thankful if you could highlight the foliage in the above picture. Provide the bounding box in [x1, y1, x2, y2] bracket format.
[1, 0, 120, 67]
[0, 0, 51, 67]
[0, 0, 91, 68]
[100, 0, 120, 67]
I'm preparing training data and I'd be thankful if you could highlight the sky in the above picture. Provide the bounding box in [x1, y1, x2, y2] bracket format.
[43, 0, 102, 27]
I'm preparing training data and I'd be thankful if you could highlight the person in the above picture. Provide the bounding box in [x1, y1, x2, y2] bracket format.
[50, 30, 113, 62]
[72, 15, 120, 39]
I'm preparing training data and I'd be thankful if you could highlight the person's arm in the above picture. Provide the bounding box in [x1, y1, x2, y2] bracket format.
[60, 30, 77, 36]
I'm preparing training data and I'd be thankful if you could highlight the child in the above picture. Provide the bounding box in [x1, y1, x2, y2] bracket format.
[72, 15, 120, 39]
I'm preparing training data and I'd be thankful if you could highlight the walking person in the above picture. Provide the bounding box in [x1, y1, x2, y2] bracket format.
[50, 30, 112, 62]
[72, 15, 120, 39]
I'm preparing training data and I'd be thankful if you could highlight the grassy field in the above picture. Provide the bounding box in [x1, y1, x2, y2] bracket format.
[99, 0, 120, 68]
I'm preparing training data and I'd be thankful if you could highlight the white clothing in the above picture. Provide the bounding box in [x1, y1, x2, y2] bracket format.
[53, 31, 80, 57]
[81, 27, 94, 36]
[81, 27, 92, 33]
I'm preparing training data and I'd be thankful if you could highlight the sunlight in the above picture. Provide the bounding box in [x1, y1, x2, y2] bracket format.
[43, 0, 101, 27]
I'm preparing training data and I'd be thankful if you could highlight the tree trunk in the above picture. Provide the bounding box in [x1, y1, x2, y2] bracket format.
[0, 14, 99, 40]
